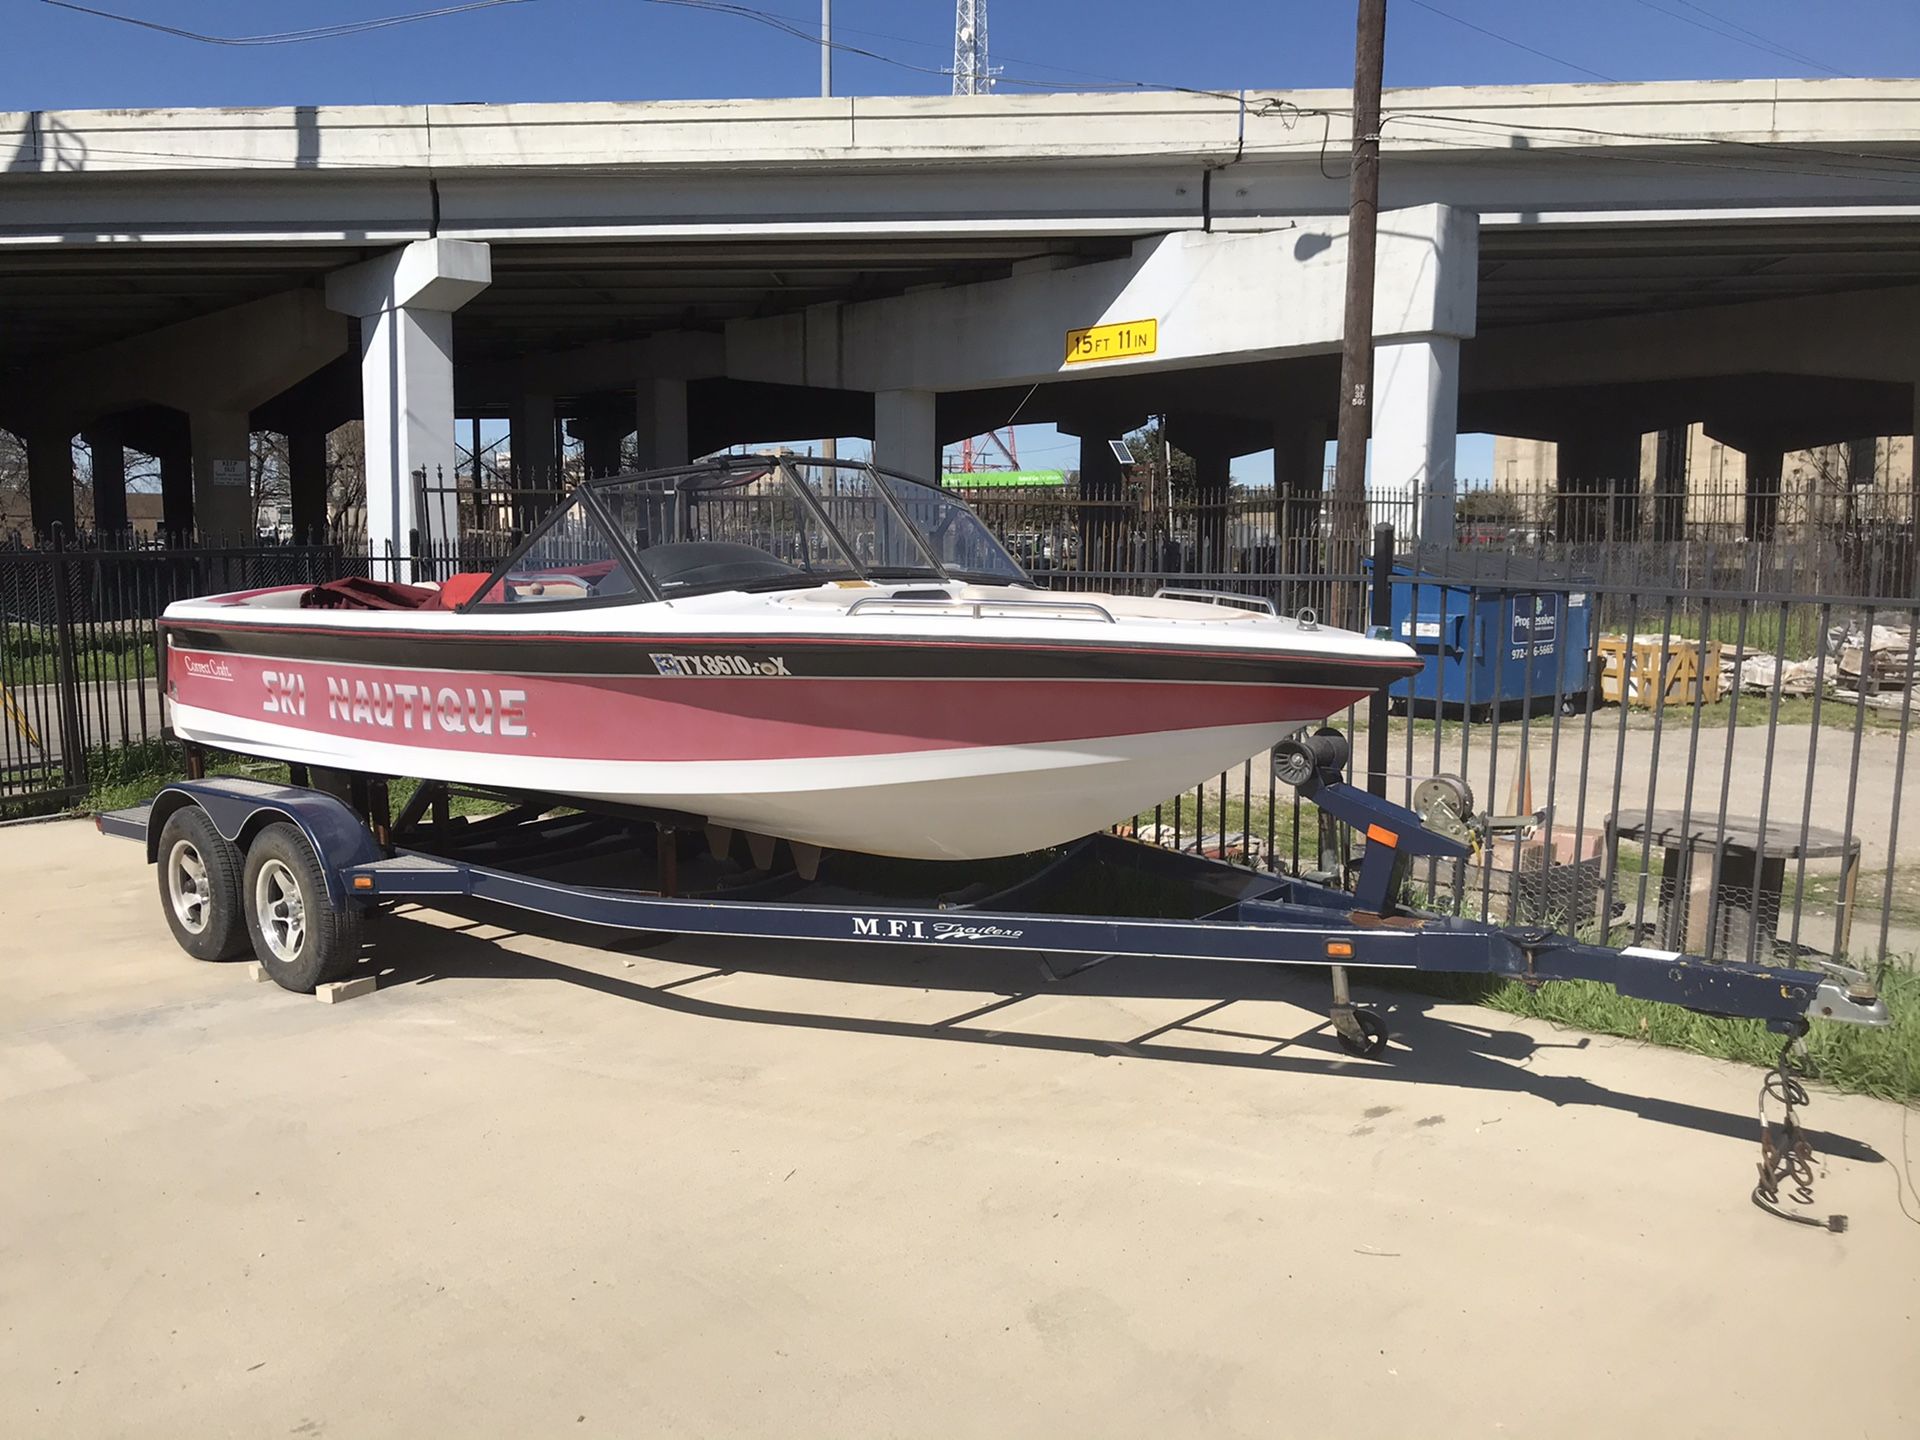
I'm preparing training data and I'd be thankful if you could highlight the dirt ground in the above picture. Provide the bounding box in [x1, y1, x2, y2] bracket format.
[3, 817, 1918, 1438]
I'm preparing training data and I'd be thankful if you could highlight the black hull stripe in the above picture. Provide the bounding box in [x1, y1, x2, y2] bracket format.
[164, 621, 1420, 690]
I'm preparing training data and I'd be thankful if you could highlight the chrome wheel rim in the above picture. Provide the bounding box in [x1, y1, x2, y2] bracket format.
[254, 858, 305, 963]
[166, 839, 212, 935]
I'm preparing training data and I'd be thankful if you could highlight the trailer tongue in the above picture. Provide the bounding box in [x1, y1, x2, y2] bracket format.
[99, 728, 1887, 1227]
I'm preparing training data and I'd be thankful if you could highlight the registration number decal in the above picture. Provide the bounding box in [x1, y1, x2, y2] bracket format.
[650, 653, 793, 678]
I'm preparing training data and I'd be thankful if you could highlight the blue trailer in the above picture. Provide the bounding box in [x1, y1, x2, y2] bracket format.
[97, 732, 1886, 1225]
[1374, 551, 1595, 716]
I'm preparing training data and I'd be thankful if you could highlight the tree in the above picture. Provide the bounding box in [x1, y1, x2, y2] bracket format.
[1123, 418, 1198, 500]
[326, 422, 367, 542]
[250, 431, 292, 535]
[0, 429, 26, 542]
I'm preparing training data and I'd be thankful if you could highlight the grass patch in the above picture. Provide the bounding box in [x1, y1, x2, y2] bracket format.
[1, 624, 161, 685]
[1132, 791, 1339, 869]
[2, 737, 505, 824]
[1375, 962, 1920, 1104]
[1381, 693, 1909, 738]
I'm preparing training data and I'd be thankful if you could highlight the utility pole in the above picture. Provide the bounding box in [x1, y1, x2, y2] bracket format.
[1329, 0, 1386, 618]
[821, 0, 832, 97]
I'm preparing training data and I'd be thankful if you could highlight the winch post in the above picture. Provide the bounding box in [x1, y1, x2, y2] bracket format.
[1275, 729, 1473, 917]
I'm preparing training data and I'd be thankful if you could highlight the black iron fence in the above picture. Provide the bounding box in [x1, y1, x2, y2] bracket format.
[2, 510, 1914, 968]
[953, 477, 1917, 602]
[1088, 554, 1917, 971]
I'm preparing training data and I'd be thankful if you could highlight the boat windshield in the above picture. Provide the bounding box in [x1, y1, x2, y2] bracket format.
[471, 458, 1031, 608]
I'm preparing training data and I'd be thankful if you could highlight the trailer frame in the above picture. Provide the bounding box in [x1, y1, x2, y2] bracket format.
[96, 745, 1888, 1053]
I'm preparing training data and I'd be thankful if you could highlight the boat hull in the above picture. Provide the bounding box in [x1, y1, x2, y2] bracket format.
[163, 624, 1395, 859]
[170, 696, 1296, 859]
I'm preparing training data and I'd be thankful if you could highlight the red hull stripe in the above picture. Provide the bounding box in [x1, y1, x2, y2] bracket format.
[173, 648, 1363, 761]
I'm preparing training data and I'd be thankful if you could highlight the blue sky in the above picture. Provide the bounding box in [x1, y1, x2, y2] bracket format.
[10, 0, 1916, 481]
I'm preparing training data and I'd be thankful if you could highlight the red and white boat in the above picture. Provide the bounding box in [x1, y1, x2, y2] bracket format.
[161, 458, 1420, 860]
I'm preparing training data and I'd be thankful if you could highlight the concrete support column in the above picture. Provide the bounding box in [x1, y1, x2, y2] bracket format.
[1651, 425, 1688, 542]
[873, 389, 936, 481]
[1372, 336, 1461, 546]
[26, 426, 75, 539]
[568, 404, 630, 480]
[1910, 379, 1919, 519]
[634, 378, 690, 469]
[512, 392, 558, 490]
[288, 425, 328, 542]
[1743, 444, 1784, 541]
[157, 433, 193, 542]
[1557, 429, 1643, 542]
[1272, 420, 1329, 565]
[1190, 449, 1232, 575]
[584, 425, 624, 480]
[190, 407, 252, 538]
[85, 422, 127, 535]
[326, 239, 491, 571]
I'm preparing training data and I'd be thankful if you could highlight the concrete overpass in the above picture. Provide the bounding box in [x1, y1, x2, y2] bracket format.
[3, 78, 1918, 552]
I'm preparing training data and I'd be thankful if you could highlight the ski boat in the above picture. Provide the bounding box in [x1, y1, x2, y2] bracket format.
[160, 457, 1421, 860]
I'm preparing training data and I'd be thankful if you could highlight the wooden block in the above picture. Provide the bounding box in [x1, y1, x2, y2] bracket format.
[246, 962, 271, 983]
[316, 976, 378, 1004]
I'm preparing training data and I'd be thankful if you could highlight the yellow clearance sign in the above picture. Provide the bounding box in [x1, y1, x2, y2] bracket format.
[1063, 318, 1158, 365]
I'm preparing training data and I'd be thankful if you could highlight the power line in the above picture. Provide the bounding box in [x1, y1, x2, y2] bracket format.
[38, 0, 1246, 102]
[1402, 0, 1619, 84]
[1627, 0, 1843, 77]
[36, 0, 532, 46]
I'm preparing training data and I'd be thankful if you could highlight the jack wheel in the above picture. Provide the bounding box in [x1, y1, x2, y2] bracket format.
[1336, 1009, 1390, 1059]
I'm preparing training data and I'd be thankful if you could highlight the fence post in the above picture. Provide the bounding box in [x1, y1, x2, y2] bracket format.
[48, 525, 89, 795]
[1367, 522, 1394, 799]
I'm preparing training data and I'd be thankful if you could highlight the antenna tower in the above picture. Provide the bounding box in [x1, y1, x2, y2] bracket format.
[952, 1, 993, 95]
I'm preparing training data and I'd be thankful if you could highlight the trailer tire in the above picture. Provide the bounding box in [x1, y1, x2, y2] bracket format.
[156, 807, 250, 962]
[242, 822, 364, 993]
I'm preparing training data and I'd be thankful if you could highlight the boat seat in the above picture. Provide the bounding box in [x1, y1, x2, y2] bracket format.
[300, 576, 438, 611]
[640, 541, 802, 592]
[433, 572, 495, 609]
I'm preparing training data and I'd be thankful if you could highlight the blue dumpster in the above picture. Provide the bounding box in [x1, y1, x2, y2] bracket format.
[1371, 551, 1594, 715]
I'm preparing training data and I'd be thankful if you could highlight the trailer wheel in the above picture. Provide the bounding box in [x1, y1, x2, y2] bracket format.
[156, 807, 249, 962]
[242, 822, 364, 993]
[1336, 1009, 1390, 1059]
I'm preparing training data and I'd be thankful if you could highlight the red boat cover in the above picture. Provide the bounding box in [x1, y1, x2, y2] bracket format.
[432, 572, 494, 609]
[299, 576, 439, 611]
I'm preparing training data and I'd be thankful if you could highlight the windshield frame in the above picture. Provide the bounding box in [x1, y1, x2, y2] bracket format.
[459, 455, 1034, 613]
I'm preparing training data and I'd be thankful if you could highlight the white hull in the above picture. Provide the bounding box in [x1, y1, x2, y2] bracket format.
[171, 700, 1289, 860]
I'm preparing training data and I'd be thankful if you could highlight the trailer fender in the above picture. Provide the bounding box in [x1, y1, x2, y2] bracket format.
[143, 781, 382, 909]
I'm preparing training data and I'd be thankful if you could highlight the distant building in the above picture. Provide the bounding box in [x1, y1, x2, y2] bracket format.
[1488, 427, 1913, 539]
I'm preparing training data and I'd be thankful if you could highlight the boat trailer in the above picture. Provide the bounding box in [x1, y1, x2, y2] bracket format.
[100, 730, 1888, 1226]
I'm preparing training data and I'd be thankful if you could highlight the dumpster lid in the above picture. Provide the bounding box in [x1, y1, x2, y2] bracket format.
[1384, 545, 1593, 585]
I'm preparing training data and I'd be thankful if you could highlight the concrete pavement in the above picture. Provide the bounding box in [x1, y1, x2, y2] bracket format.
[2, 817, 1917, 1438]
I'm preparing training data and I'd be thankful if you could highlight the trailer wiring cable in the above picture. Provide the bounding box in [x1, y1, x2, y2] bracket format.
[1896, 1103, 1920, 1229]
[1753, 1035, 1846, 1232]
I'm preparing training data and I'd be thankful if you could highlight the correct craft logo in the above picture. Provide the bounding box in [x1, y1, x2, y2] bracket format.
[182, 655, 234, 682]
[650, 652, 793, 677]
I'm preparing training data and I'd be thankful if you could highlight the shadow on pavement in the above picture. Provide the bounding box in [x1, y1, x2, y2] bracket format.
[350, 903, 1885, 1166]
